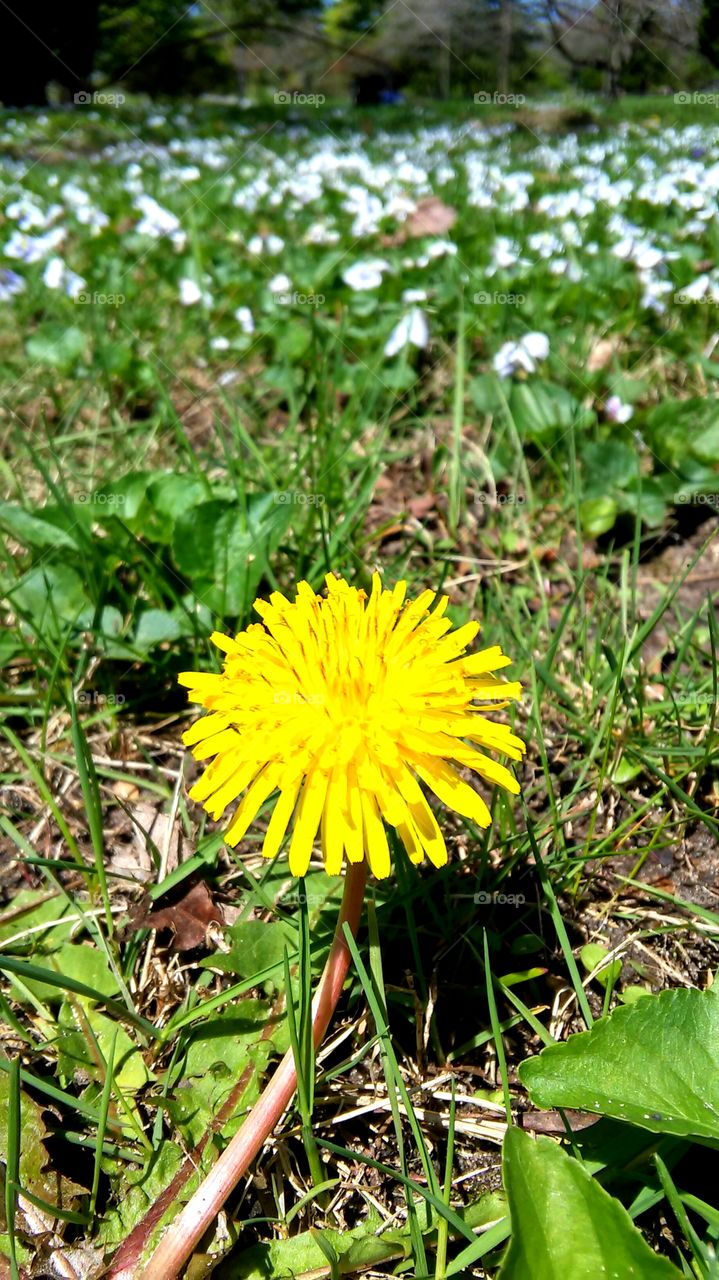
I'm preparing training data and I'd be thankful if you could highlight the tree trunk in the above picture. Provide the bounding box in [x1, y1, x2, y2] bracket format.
[499, 0, 512, 94]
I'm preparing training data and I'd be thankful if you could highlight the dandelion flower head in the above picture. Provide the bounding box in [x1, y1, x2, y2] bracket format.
[179, 575, 525, 878]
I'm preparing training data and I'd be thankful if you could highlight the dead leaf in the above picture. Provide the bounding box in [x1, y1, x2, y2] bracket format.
[405, 196, 457, 238]
[111, 779, 140, 802]
[407, 494, 438, 520]
[382, 196, 457, 245]
[586, 338, 615, 372]
[111, 802, 183, 884]
[521, 1108, 601, 1134]
[135, 882, 224, 951]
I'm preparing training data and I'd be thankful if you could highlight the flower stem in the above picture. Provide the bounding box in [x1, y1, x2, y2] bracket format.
[138, 860, 368, 1280]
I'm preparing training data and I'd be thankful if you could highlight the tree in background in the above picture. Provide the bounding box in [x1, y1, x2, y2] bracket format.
[0, 0, 708, 104]
[328, 0, 543, 98]
[95, 0, 232, 95]
[699, 0, 719, 66]
[542, 0, 699, 95]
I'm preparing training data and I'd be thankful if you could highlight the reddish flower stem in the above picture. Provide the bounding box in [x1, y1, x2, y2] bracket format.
[135, 861, 368, 1280]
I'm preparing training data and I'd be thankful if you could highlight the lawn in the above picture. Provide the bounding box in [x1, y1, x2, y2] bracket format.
[1, 93, 718, 1278]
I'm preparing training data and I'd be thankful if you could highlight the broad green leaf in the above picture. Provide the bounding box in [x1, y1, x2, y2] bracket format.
[88, 471, 156, 523]
[519, 985, 719, 1142]
[499, 1127, 680, 1279]
[9, 943, 119, 1007]
[0, 1072, 86, 1230]
[611, 755, 643, 783]
[620, 985, 652, 1005]
[143, 473, 210, 544]
[172, 494, 292, 616]
[96, 340, 134, 376]
[26, 323, 86, 371]
[200, 920, 294, 981]
[647, 397, 719, 470]
[56, 1002, 149, 1092]
[11, 564, 89, 632]
[169, 1002, 278, 1143]
[469, 373, 504, 415]
[0, 890, 73, 951]
[510, 381, 583, 442]
[274, 319, 312, 362]
[230, 1214, 409, 1279]
[97, 1141, 185, 1246]
[579, 495, 617, 537]
[134, 607, 186, 651]
[692, 421, 719, 465]
[580, 943, 621, 989]
[0, 503, 78, 550]
[581, 440, 637, 491]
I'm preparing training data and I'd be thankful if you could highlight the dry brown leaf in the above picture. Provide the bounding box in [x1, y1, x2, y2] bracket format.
[407, 494, 438, 519]
[405, 195, 457, 238]
[586, 338, 615, 372]
[135, 882, 224, 951]
[382, 196, 457, 246]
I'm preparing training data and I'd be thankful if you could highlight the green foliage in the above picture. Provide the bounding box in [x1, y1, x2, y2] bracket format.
[520, 985, 719, 1143]
[499, 1128, 681, 1279]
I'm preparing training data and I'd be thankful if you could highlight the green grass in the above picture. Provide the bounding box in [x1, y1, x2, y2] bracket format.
[1, 94, 718, 1276]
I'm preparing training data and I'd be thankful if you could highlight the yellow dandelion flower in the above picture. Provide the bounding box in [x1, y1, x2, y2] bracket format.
[178, 574, 525, 879]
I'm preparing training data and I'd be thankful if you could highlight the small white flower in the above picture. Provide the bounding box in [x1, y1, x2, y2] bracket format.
[342, 260, 388, 291]
[43, 256, 65, 290]
[493, 331, 550, 378]
[635, 247, 662, 271]
[63, 268, 87, 298]
[210, 336, 230, 351]
[384, 308, 429, 358]
[680, 274, 711, 302]
[42, 256, 86, 297]
[179, 277, 203, 306]
[522, 331, 550, 362]
[0, 268, 25, 301]
[234, 306, 255, 334]
[401, 287, 427, 303]
[269, 273, 292, 295]
[605, 395, 634, 424]
[4, 227, 65, 262]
